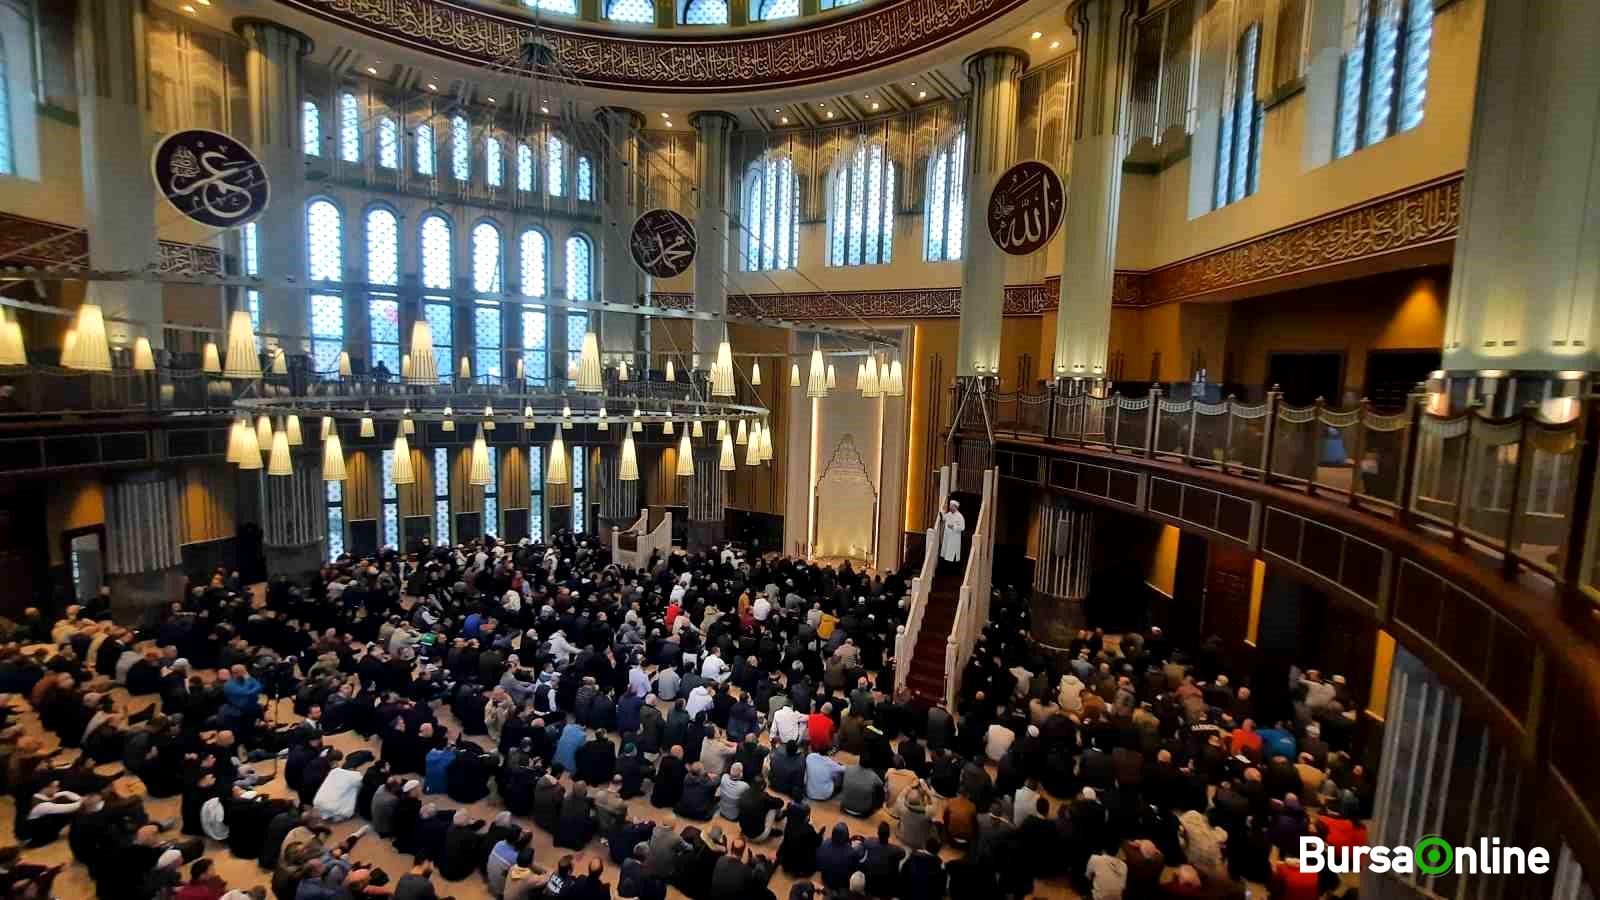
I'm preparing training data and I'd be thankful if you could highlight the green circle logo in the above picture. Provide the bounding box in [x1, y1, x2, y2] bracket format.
[1415, 836, 1454, 875]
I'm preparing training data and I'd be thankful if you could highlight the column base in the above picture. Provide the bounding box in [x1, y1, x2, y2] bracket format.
[108, 567, 187, 625]
[265, 540, 326, 583]
[1029, 590, 1087, 646]
[685, 520, 725, 553]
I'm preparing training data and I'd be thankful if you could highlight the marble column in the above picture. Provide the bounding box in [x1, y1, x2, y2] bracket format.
[597, 108, 648, 368]
[686, 444, 726, 550]
[690, 112, 739, 368]
[956, 48, 1029, 378]
[235, 18, 313, 355]
[1052, 0, 1138, 380]
[1442, 0, 1600, 382]
[75, 0, 162, 348]
[103, 470, 186, 620]
[262, 461, 327, 579]
[1030, 494, 1094, 644]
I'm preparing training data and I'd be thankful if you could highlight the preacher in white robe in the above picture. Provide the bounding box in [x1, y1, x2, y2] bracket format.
[939, 501, 966, 563]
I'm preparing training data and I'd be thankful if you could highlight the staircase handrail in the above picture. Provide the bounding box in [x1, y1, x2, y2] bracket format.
[945, 467, 997, 708]
[613, 510, 671, 570]
[895, 463, 954, 694]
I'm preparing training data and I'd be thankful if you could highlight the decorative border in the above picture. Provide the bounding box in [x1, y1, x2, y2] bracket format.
[0, 212, 225, 276]
[276, 0, 1036, 92]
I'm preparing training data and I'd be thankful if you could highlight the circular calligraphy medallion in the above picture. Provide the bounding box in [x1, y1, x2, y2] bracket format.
[150, 129, 271, 229]
[629, 209, 698, 279]
[987, 160, 1065, 256]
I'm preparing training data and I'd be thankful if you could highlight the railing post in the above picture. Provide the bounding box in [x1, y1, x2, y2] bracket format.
[1260, 385, 1282, 484]
[1046, 381, 1059, 442]
[1448, 401, 1484, 552]
[1307, 396, 1324, 496]
[1223, 395, 1237, 477]
[1501, 402, 1538, 578]
[1186, 394, 1199, 466]
[1146, 383, 1162, 458]
[1561, 393, 1600, 629]
[1395, 387, 1426, 527]
[1110, 392, 1122, 451]
[1349, 397, 1370, 509]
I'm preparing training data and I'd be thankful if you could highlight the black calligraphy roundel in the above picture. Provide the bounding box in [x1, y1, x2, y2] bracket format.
[987, 160, 1065, 256]
[630, 209, 698, 279]
[150, 129, 271, 229]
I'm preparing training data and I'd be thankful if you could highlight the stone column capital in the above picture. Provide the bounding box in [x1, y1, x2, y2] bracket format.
[595, 107, 648, 132]
[233, 18, 315, 57]
[689, 111, 742, 134]
[963, 47, 1031, 82]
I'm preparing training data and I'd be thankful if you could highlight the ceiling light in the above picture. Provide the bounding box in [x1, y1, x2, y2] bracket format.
[774, 108, 782, 113]
[909, 81, 917, 86]
[780, 116, 789, 124]
[366, 67, 378, 75]
[182, 3, 196, 11]
[1050, 40, 1060, 49]
[1030, 30, 1042, 39]
[487, 96, 496, 103]
[197, 0, 211, 4]
[540, 106, 550, 114]
[919, 91, 927, 98]
[826, 111, 834, 119]
[426, 82, 438, 91]
[871, 102, 880, 110]
[661, 112, 670, 118]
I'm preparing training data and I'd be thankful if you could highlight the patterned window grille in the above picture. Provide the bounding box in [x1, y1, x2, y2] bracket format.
[366, 207, 399, 286]
[420, 214, 452, 291]
[607, 0, 654, 23]
[742, 153, 799, 271]
[307, 199, 344, 374]
[424, 301, 453, 385]
[302, 99, 321, 156]
[924, 131, 966, 261]
[415, 123, 435, 176]
[576, 156, 594, 201]
[682, 0, 728, 24]
[529, 446, 544, 542]
[1335, 0, 1433, 159]
[517, 143, 536, 192]
[523, 0, 577, 12]
[368, 297, 401, 378]
[483, 446, 499, 538]
[571, 444, 585, 533]
[451, 115, 471, 181]
[0, 44, 12, 175]
[381, 448, 399, 549]
[339, 92, 361, 163]
[434, 447, 450, 545]
[1214, 23, 1263, 208]
[243, 222, 261, 339]
[326, 480, 345, 559]
[475, 302, 502, 380]
[471, 221, 503, 293]
[485, 137, 503, 187]
[521, 229, 550, 388]
[565, 235, 592, 381]
[546, 135, 566, 196]
[377, 117, 399, 169]
[827, 141, 895, 266]
[756, 0, 798, 20]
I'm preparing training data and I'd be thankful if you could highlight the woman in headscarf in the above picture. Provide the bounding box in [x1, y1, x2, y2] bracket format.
[777, 802, 823, 878]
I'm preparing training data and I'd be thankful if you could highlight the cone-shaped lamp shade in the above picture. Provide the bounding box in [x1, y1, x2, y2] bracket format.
[576, 332, 603, 393]
[359, 416, 375, 438]
[752, 360, 762, 386]
[856, 361, 867, 392]
[567, 359, 578, 382]
[662, 417, 674, 436]
[524, 405, 535, 422]
[745, 423, 760, 466]
[546, 433, 569, 485]
[267, 428, 293, 476]
[391, 433, 415, 484]
[61, 329, 76, 361]
[62, 304, 112, 372]
[322, 431, 346, 481]
[632, 406, 642, 433]
[402, 417, 414, 435]
[886, 358, 904, 397]
[515, 358, 525, 380]
[864, 355, 881, 396]
[132, 337, 156, 372]
[469, 429, 493, 485]
[710, 336, 735, 397]
[441, 406, 454, 432]
[271, 348, 288, 375]
[338, 351, 352, 378]
[806, 337, 827, 398]
[199, 340, 220, 374]
[760, 421, 773, 461]
[675, 432, 695, 477]
[483, 404, 495, 430]
[692, 418, 704, 438]
[256, 416, 273, 455]
[0, 320, 25, 367]
[236, 419, 262, 470]
[224, 311, 260, 379]
[619, 432, 639, 481]
[226, 418, 247, 464]
[618, 359, 629, 382]
[561, 403, 572, 430]
[406, 320, 437, 384]
[827, 363, 837, 389]
[736, 418, 749, 445]
[721, 433, 737, 471]
[286, 414, 303, 446]
[458, 356, 471, 380]
[597, 406, 609, 431]
[790, 362, 800, 388]
[321, 416, 334, 440]
[666, 358, 676, 383]
[716, 419, 728, 441]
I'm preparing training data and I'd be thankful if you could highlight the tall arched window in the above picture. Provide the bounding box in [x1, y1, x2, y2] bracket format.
[366, 207, 401, 378]
[485, 136, 503, 188]
[565, 234, 593, 379]
[827, 141, 896, 266]
[339, 92, 361, 162]
[546, 135, 566, 196]
[521, 230, 549, 298]
[415, 123, 435, 175]
[576, 155, 594, 201]
[306, 199, 344, 373]
[681, 0, 728, 25]
[521, 229, 550, 388]
[517, 143, 535, 192]
[1215, 24, 1263, 209]
[377, 117, 400, 169]
[742, 153, 799, 271]
[1335, 0, 1433, 159]
[420, 213, 453, 382]
[607, 0, 654, 23]
[451, 114, 471, 181]
[471, 221, 503, 294]
[302, 99, 321, 156]
[754, 0, 798, 20]
[924, 130, 966, 261]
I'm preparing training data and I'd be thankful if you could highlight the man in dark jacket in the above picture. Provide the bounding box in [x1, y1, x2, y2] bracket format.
[577, 729, 618, 787]
[651, 747, 687, 809]
[673, 763, 717, 821]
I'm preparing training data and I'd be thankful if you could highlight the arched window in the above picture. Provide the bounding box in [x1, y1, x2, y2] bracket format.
[681, 0, 728, 25]
[339, 92, 361, 162]
[576, 155, 594, 201]
[565, 234, 593, 380]
[415, 122, 435, 175]
[471, 221, 503, 294]
[754, 0, 798, 20]
[301, 99, 321, 156]
[522, 0, 577, 12]
[520, 229, 549, 298]
[1215, 24, 1262, 209]
[742, 153, 799, 271]
[450, 114, 471, 181]
[306, 199, 344, 374]
[1335, 0, 1433, 159]
[827, 141, 896, 266]
[925, 130, 966, 261]
[366, 207, 401, 379]
[521, 229, 550, 387]
[607, 0, 654, 23]
[420, 213, 453, 292]
[546, 135, 566, 196]
[819, 0, 858, 7]
[485, 136, 503, 188]
[242, 222, 260, 338]
[0, 37, 11, 175]
[377, 117, 400, 169]
[517, 143, 535, 192]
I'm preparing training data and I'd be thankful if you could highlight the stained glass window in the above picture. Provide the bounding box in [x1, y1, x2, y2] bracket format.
[326, 479, 344, 560]
[682, 0, 728, 24]
[310, 293, 344, 374]
[475, 302, 502, 379]
[522, 0, 576, 13]
[756, 0, 798, 20]
[742, 153, 799, 271]
[517, 143, 535, 192]
[485, 137, 503, 187]
[522, 307, 548, 389]
[607, 0, 654, 23]
[415, 123, 435, 175]
[424, 302, 452, 385]
[528, 446, 544, 542]
[1215, 24, 1263, 209]
[365, 207, 399, 286]
[827, 142, 896, 266]
[1335, 0, 1432, 159]
[925, 131, 966, 261]
[482, 446, 499, 537]
[307, 199, 343, 281]
[451, 114, 471, 181]
[571, 444, 585, 533]
[420, 214, 452, 291]
[378, 117, 399, 169]
[302, 99, 321, 156]
[576, 156, 594, 201]
[368, 297, 401, 377]
[381, 448, 399, 549]
[434, 447, 450, 545]
[471, 222, 502, 293]
[339, 92, 361, 163]
[546, 135, 566, 196]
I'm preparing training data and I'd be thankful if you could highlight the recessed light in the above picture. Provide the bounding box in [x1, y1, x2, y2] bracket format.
[181, 3, 196, 11]
[426, 83, 438, 91]
[1030, 30, 1042, 39]
[909, 81, 917, 86]
[540, 106, 550, 114]
[367, 67, 378, 75]
[774, 108, 782, 113]
[660, 112, 670, 118]
[918, 91, 927, 99]
[780, 116, 789, 124]
[197, 0, 211, 4]
[863, 94, 871, 99]
[1050, 40, 1060, 50]
[871, 102, 880, 110]
[826, 111, 834, 119]
[487, 97, 497, 103]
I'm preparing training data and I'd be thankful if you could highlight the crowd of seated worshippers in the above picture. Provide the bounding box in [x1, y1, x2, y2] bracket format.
[0, 529, 1370, 900]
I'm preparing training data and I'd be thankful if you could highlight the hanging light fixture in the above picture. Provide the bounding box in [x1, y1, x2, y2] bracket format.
[401, 354, 413, 381]
[359, 413, 375, 438]
[666, 358, 676, 383]
[760, 420, 774, 461]
[632, 406, 643, 433]
[286, 414, 304, 446]
[598, 406, 609, 431]
[619, 431, 639, 481]
[886, 358, 905, 397]
[515, 358, 525, 381]
[576, 331, 603, 393]
[459, 356, 472, 380]
[322, 429, 347, 481]
[807, 336, 827, 398]
[618, 359, 630, 382]
[0, 310, 26, 366]
[692, 418, 704, 438]
[483, 404, 496, 430]
[675, 431, 695, 477]
[407, 320, 437, 384]
[222, 309, 259, 379]
[523, 405, 535, 423]
[441, 406, 454, 432]
[61, 304, 112, 372]
[269, 348, 288, 376]
[546, 433, 569, 485]
[255, 415, 273, 454]
[745, 422, 761, 466]
[752, 360, 762, 386]
[827, 363, 837, 390]
[710, 332, 736, 397]
[721, 432, 737, 471]
[226, 417, 247, 464]
[131, 336, 156, 372]
[236, 419, 262, 470]
[338, 351, 352, 378]
[662, 416, 675, 436]
[469, 428, 493, 485]
[391, 432, 415, 484]
[61, 329, 76, 362]
[562, 402, 573, 430]
[268, 426, 293, 476]
[856, 361, 867, 393]
[321, 415, 334, 441]
[790, 362, 800, 388]
[717, 419, 729, 441]
[736, 418, 749, 446]
[199, 340, 221, 375]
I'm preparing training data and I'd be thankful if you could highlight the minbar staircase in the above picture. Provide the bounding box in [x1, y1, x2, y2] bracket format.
[905, 491, 981, 703]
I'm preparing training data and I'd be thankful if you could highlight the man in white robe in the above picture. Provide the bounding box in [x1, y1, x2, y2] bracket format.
[939, 500, 966, 567]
